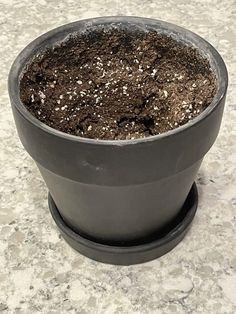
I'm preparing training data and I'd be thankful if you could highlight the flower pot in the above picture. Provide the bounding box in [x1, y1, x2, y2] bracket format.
[8, 17, 228, 265]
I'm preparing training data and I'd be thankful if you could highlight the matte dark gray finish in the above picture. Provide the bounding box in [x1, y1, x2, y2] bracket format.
[38, 160, 202, 243]
[48, 183, 198, 265]
[8, 17, 228, 263]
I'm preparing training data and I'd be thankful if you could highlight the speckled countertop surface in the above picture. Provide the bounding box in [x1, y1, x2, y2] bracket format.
[0, 1, 236, 313]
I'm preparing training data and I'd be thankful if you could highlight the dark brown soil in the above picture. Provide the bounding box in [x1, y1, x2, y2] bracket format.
[20, 28, 217, 140]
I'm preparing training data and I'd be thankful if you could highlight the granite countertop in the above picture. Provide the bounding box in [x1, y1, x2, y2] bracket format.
[0, 1, 236, 313]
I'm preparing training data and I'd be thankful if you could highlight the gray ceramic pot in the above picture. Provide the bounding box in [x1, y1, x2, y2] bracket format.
[8, 17, 228, 265]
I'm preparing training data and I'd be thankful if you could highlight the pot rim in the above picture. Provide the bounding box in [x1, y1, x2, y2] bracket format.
[8, 16, 228, 146]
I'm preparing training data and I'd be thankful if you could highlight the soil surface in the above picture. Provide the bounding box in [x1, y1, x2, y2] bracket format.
[20, 28, 217, 140]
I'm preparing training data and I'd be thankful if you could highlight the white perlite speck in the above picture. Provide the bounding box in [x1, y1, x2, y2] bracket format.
[138, 65, 143, 72]
[151, 69, 157, 76]
[77, 80, 83, 84]
[38, 91, 46, 99]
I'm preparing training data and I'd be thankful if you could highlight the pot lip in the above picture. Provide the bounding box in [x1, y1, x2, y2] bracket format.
[8, 16, 228, 146]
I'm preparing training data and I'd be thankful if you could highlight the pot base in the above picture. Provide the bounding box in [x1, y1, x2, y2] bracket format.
[48, 183, 198, 265]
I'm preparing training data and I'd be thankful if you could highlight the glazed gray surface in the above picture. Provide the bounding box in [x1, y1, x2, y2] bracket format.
[1, 1, 236, 313]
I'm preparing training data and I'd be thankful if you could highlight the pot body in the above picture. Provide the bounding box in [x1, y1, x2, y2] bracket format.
[37, 159, 201, 243]
[9, 17, 228, 244]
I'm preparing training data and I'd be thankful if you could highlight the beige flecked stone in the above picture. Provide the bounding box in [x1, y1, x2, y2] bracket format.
[0, 0, 236, 313]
